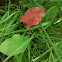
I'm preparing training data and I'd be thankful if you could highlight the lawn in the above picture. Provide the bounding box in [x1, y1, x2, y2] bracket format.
[0, 0, 62, 62]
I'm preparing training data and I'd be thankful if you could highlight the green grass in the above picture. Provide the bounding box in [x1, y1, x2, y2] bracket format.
[0, 0, 62, 62]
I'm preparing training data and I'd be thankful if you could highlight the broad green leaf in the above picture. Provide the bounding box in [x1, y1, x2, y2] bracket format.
[0, 34, 33, 56]
[42, 6, 58, 22]
[60, 7, 62, 11]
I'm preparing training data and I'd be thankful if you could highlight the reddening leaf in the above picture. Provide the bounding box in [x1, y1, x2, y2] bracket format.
[20, 7, 45, 28]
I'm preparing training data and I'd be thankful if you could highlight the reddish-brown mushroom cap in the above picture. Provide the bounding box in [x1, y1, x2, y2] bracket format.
[20, 7, 45, 28]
